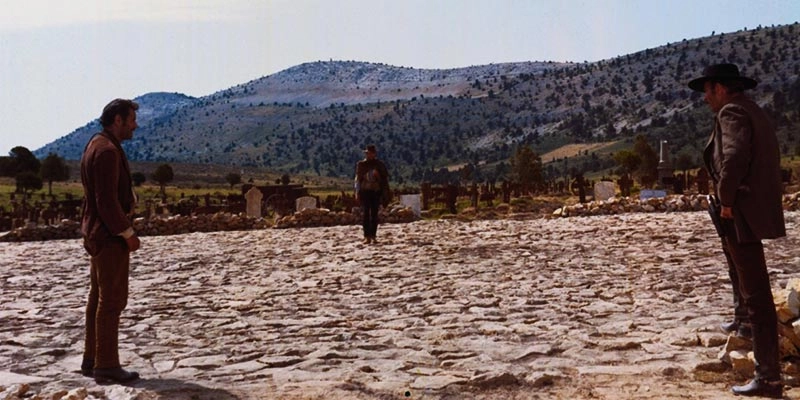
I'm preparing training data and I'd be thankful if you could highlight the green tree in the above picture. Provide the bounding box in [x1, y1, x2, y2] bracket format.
[225, 172, 242, 189]
[632, 135, 658, 188]
[613, 150, 641, 176]
[459, 163, 475, 183]
[151, 164, 174, 197]
[40, 153, 70, 195]
[674, 152, 697, 174]
[0, 157, 12, 176]
[510, 144, 543, 193]
[493, 161, 510, 181]
[2, 146, 40, 177]
[131, 172, 146, 187]
[673, 152, 697, 192]
[15, 171, 43, 194]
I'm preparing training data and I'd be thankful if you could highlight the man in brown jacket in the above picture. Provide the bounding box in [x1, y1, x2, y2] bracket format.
[80, 98, 141, 384]
[691, 64, 786, 398]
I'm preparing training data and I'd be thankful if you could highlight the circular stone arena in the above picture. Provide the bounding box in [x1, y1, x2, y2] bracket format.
[1, 211, 799, 399]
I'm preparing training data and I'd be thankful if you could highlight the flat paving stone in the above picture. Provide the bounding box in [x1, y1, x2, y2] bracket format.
[1, 212, 799, 399]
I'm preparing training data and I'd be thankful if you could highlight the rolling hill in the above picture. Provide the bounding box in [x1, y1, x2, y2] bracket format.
[34, 23, 800, 184]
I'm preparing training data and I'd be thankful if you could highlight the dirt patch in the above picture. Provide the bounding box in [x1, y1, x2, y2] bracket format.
[541, 141, 619, 163]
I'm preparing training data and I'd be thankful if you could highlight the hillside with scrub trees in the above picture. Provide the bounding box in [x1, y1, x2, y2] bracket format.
[34, 23, 800, 185]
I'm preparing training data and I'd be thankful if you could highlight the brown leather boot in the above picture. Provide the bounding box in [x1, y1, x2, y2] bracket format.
[93, 367, 140, 384]
[80, 359, 93, 377]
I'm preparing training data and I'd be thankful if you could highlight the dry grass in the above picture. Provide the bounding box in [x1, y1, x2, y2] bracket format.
[540, 141, 619, 163]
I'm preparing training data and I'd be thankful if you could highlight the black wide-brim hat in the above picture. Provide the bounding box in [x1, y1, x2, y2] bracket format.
[688, 63, 757, 92]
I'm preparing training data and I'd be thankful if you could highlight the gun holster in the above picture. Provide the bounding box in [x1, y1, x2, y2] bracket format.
[707, 194, 725, 238]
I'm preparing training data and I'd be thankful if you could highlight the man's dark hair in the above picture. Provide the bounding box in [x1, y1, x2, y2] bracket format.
[100, 99, 139, 128]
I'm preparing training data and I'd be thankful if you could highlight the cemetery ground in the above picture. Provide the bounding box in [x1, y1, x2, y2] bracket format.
[0, 161, 347, 214]
[2, 211, 800, 399]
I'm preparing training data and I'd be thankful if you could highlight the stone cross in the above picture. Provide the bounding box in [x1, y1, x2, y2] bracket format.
[657, 140, 674, 187]
[295, 196, 317, 212]
[245, 187, 263, 217]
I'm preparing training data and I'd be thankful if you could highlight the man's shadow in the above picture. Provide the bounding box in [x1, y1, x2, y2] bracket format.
[130, 378, 241, 400]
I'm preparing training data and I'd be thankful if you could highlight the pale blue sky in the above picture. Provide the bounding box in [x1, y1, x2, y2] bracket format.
[1, 0, 799, 155]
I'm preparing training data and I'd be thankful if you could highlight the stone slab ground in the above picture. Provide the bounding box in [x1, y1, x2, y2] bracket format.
[1, 212, 799, 399]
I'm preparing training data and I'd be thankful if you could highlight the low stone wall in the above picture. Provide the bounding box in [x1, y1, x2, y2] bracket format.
[0, 220, 82, 242]
[0, 206, 418, 242]
[0, 213, 270, 243]
[784, 191, 800, 211]
[553, 192, 800, 217]
[133, 213, 270, 236]
[2, 193, 798, 242]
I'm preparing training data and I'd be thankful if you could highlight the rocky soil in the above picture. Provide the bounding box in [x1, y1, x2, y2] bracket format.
[1, 211, 799, 399]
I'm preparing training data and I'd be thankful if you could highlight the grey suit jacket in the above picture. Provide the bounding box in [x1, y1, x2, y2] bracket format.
[703, 96, 785, 242]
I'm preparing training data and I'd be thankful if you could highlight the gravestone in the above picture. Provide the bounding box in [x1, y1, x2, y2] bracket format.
[696, 168, 709, 195]
[470, 182, 478, 208]
[501, 180, 511, 204]
[245, 186, 263, 217]
[295, 196, 317, 212]
[144, 200, 154, 219]
[618, 174, 633, 197]
[593, 181, 616, 201]
[421, 182, 431, 210]
[639, 189, 667, 200]
[657, 140, 674, 188]
[446, 184, 458, 214]
[574, 174, 587, 203]
[399, 194, 421, 218]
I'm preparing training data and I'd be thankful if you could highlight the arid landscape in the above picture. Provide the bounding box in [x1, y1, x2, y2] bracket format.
[3, 4, 799, 399]
[2, 211, 800, 399]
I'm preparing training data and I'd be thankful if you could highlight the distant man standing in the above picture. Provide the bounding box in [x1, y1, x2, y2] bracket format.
[80, 99, 141, 384]
[690, 64, 785, 398]
[354, 144, 389, 244]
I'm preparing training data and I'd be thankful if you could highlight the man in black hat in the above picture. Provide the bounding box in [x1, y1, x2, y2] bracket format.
[354, 144, 389, 244]
[690, 64, 785, 398]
